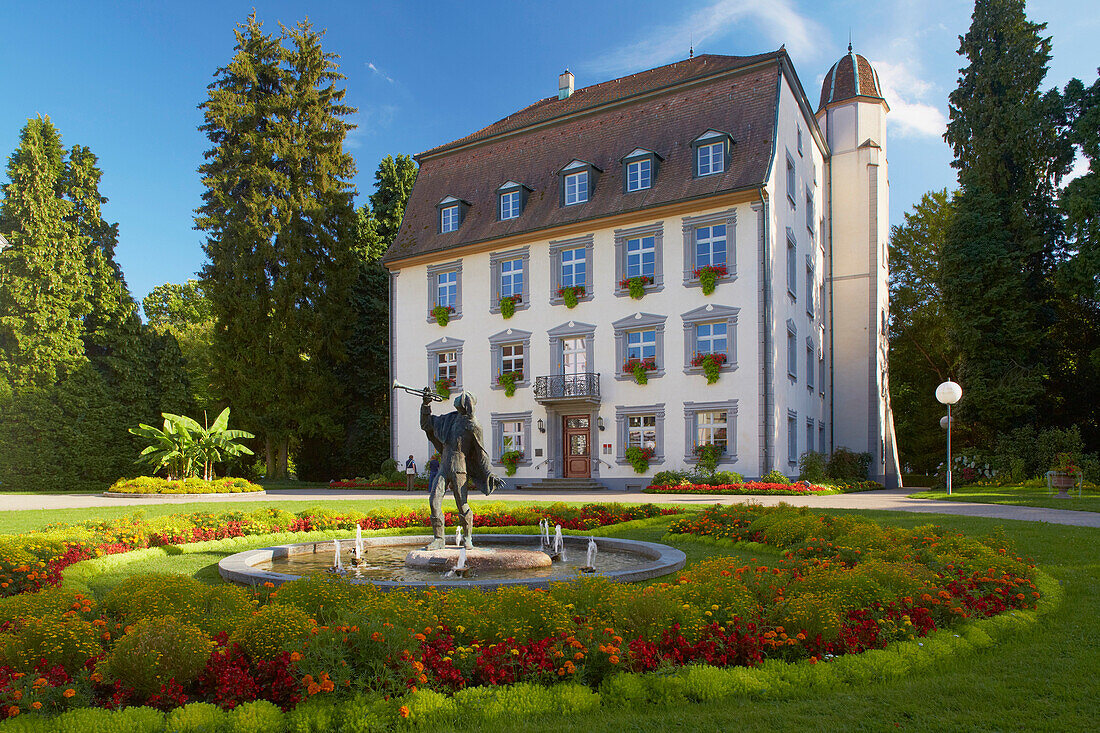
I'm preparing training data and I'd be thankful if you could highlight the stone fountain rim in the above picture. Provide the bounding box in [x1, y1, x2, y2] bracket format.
[218, 533, 686, 591]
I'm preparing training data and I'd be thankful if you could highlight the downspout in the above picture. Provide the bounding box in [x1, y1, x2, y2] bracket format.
[389, 270, 398, 461]
[758, 187, 771, 474]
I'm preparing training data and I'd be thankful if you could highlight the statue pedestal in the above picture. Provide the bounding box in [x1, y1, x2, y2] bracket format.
[404, 547, 552, 571]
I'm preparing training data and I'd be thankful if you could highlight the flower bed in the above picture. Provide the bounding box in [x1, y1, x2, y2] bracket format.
[0, 504, 1040, 726]
[105, 477, 263, 495]
[327, 480, 428, 490]
[644, 480, 882, 496]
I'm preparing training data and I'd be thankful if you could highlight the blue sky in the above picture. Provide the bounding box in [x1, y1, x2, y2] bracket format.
[1, 0, 1095, 305]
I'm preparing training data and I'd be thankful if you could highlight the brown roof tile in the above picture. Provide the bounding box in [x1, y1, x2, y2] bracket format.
[384, 53, 782, 265]
[818, 50, 883, 111]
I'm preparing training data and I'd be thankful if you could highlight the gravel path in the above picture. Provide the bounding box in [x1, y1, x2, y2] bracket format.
[2, 487, 1098, 528]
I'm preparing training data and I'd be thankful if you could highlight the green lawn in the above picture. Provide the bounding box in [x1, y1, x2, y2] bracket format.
[911, 484, 1100, 513]
[4, 500, 1097, 730]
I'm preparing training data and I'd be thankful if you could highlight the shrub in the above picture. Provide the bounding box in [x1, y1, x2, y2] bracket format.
[624, 447, 654, 474]
[103, 575, 253, 635]
[51, 707, 164, 733]
[106, 617, 213, 697]
[761, 469, 790, 484]
[798, 451, 827, 482]
[232, 604, 313, 661]
[710, 471, 745, 485]
[826, 447, 872, 480]
[224, 700, 284, 733]
[1, 615, 103, 672]
[107, 477, 262, 495]
[164, 702, 225, 733]
[693, 444, 722, 474]
[0, 588, 97, 628]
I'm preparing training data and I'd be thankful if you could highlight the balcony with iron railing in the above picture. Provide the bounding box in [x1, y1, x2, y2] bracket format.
[533, 372, 600, 404]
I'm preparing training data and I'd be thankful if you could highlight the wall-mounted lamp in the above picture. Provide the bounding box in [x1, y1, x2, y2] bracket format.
[597, 416, 605, 431]
[537, 418, 546, 433]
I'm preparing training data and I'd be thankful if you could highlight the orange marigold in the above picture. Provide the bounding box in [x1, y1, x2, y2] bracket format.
[63, 689, 75, 698]
[399, 705, 410, 718]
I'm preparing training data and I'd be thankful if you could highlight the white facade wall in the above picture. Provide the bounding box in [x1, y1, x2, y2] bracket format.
[391, 201, 766, 488]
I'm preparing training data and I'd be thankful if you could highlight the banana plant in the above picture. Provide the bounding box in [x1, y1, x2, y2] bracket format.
[130, 408, 254, 479]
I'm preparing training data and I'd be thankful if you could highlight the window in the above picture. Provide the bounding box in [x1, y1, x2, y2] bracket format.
[615, 403, 665, 467]
[614, 222, 664, 296]
[681, 304, 739, 373]
[806, 420, 814, 458]
[440, 205, 460, 233]
[549, 235, 593, 306]
[562, 337, 587, 375]
[561, 247, 586, 288]
[436, 350, 457, 381]
[819, 421, 826, 454]
[787, 411, 798, 463]
[697, 142, 724, 176]
[786, 155, 797, 206]
[501, 343, 524, 375]
[787, 232, 797, 298]
[806, 340, 815, 391]
[613, 312, 666, 381]
[500, 190, 520, 220]
[626, 159, 652, 192]
[564, 171, 588, 205]
[626, 236, 656, 278]
[697, 410, 728, 452]
[426, 260, 462, 322]
[806, 260, 815, 317]
[682, 209, 736, 288]
[489, 246, 530, 314]
[548, 320, 595, 377]
[490, 411, 532, 469]
[787, 321, 797, 380]
[696, 322, 727, 356]
[489, 328, 531, 392]
[819, 350, 826, 396]
[426, 336, 463, 391]
[437, 270, 457, 308]
[500, 258, 523, 298]
[806, 187, 815, 233]
[797, 127, 803, 156]
[683, 399, 737, 463]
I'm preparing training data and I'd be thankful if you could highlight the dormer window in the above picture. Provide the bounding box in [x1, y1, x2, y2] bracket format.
[558, 160, 600, 207]
[691, 130, 732, 177]
[620, 148, 662, 193]
[497, 180, 531, 221]
[437, 195, 469, 233]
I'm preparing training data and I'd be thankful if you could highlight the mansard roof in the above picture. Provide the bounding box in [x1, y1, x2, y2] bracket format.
[383, 51, 788, 265]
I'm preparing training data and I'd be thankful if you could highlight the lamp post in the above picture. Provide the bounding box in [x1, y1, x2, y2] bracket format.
[935, 381, 963, 495]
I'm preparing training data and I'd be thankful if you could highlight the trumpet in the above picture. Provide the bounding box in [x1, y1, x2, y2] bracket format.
[392, 380, 445, 402]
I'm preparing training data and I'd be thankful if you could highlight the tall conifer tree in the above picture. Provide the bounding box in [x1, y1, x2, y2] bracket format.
[941, 0, 1071, 435]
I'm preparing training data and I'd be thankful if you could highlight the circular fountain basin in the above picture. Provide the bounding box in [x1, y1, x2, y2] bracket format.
[218, 534, 686, 591]
[405, 547, 552, 571]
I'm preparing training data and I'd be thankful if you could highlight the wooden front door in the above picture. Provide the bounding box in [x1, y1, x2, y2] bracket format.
[562, 415, 591, 478]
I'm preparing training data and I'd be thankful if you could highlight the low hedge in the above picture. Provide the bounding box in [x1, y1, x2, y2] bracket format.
[105, 477, 263, 495]
[643, 480, 882, 495]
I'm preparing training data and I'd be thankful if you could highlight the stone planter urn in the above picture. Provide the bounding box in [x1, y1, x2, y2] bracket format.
[1050, 471, 1076, 499]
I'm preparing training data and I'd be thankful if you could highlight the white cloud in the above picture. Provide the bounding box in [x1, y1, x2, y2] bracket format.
[366, 61, 395, 84]
[1065, 152, 1091, 183]
[586, 0, 826, 76]
[870, 59, 948, 139]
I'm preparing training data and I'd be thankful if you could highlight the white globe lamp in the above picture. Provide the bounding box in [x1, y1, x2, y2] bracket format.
[935, 381, 963, 494]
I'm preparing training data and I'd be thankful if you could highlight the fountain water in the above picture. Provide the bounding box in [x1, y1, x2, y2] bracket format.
[539, 518, 550, 549]
[353, 527, 364, 566]
[581, 537, 598, 573]
[552, 525, 566, 561]
[455, 526, 463, 548]
[330, 539, 344, 573]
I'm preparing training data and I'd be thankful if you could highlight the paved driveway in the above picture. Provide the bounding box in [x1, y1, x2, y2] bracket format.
[2, 487, 1098, 529]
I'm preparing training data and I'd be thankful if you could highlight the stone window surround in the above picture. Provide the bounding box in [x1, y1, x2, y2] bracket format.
[819, 347, 826, 397]
[682, 399, 738, 465]
[490, 410, 533, 467]
[557, 160, 601, 207]
[426, 260, 463, 323]
[546, 320, 596, 374]
[615, 402, 666, 467]
[806, 254, 815, 317]
[548, 234, 594, 307]
[620, 148, 663, 194]
[488, 328, 532, 393]
[489, 245, 531, 315]
[806, 337, 815, 391]
[806, 416, 815, 458]
[786, 228, 798, 300]
[612, 312, 667, 382]
[682, 209, 737, 289]
[786, 319, 797, 381]
[426, 336, 464, 391]
[681, 303, 739, 376]
[614, 221, 665, 298]
[497, 181, 531, 222]
[787, 409, 798, 464]
[691, 130, 733, 178]
[785, 152, 797, 208]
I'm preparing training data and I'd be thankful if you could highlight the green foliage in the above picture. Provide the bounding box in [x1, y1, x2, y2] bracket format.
[496, 370, 520, 397]
[49, 707, 163, 733]
[624, 447, 653, 474]
[560, 285, 582, 309]
[107, 477, 262, 495]
[224, 700, 283, 733]
[761, 469, 790, 484]
[826, 447, 871, 481]
[197, 15, 358, 482]
[499, 295, 519, 319]
[431, 305, 451, 326]
[143, 281, 217, 414]
[650, 470, 689, 487]
[232, 603, 314, 661]
[500, 450, 523, 477]
[103, 574, 254, 633]
[693, 444, 722, 474]
[129, 408, 254, 480]
[164, 702, 225, 733]
[0, 615, 103, 672]
[106, 617, 213, 696]
[798, 451, 827, 482]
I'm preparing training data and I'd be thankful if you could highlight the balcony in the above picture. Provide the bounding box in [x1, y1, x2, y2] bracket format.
[534, 373, 601, 404]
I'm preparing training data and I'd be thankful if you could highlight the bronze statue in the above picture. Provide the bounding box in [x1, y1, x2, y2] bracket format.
[420, 389, 501, 550]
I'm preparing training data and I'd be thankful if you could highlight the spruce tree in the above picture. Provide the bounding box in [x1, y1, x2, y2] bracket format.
[941, 0, 1071, 435]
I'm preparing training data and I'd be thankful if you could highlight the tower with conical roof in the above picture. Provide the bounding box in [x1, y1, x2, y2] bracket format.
[816, 45, 900, 486]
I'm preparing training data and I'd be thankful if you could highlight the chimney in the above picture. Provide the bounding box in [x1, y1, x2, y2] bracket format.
[558, 70, 574, 100]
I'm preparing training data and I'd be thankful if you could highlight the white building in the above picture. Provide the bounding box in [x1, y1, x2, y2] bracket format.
[383, 48, 900, 489]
